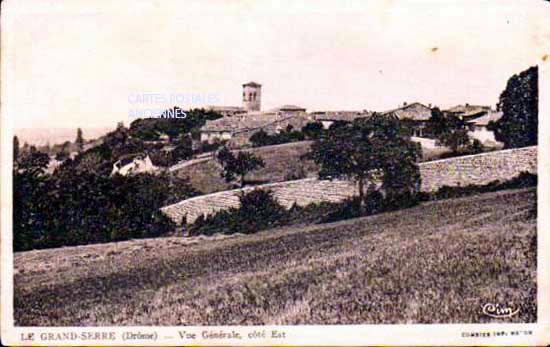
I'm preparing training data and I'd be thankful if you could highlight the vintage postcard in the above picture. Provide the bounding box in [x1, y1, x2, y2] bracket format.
[1, 0, 550, 345]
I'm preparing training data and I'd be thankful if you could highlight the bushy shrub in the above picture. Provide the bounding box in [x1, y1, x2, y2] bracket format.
[284, 165, 307, 181]
[321, 197, 363, 223]
[249, 127, 307, 147]
[188, 189, 286, 236]
[418, 171, 537, 201]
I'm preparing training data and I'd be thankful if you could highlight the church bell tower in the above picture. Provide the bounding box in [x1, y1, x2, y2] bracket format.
[242, 81, 262, 112]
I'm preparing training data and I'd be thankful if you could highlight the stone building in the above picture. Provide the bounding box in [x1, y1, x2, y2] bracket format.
[444, 104, 491, 121]
[382, 102, 433, 137]
[443, 104, 503, 147]
[464, 110, 503, 147]
[270, 104, 307, 116]
[242, 81, 262, 112]
[200, 113, 312, 148]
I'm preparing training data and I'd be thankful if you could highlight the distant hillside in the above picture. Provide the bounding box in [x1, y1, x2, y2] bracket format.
[15, 127, 114, 147]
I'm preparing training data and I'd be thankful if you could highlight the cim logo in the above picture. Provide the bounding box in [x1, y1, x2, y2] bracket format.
[482, 302, 520, 318]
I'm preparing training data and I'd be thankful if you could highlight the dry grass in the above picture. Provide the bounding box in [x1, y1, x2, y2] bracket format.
[14, 188, 536, 326]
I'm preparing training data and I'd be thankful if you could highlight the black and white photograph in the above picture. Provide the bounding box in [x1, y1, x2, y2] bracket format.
[1, 0, 549, 345]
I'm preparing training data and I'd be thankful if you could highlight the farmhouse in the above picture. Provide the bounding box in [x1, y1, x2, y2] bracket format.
[465, 110, 503, 146]
[444, 104, 491, 121]
[382, 102, 432, 137]
[442, 104, 503, 147]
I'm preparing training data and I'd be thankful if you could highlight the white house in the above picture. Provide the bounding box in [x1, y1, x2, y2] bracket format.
[465, 110, 503, 147]
[111, 154, 157, 176]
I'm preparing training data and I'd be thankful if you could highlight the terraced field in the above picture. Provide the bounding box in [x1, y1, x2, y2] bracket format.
[14, 188, 536, 325]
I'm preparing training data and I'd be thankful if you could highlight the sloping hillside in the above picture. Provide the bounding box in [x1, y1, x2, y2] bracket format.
[14, 188, 536, 325]
[173, 141, 318, 194]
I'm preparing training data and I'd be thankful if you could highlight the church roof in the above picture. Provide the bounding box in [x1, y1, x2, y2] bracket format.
[243, 81, 262, 87]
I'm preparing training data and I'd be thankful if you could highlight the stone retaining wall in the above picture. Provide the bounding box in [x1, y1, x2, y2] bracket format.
[161, 146, 537, 224]
[419, 146, 537, 192]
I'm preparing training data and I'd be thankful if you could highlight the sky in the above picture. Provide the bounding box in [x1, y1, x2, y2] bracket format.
[4, 0, 550, 132]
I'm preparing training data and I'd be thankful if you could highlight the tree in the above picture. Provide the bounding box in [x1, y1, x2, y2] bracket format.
[306, 114, 422, 210]
[236, 189, 286, 233]
[428, 107, 447, 136]
[490, 66, 538, 148]
[217, 146, 265, 188]
[129, 107, 222, 141]
[301, 122, 324, 139]
[17, 146, 50, 177]
[438, 128, 470, 153]
[13, 136, 20, 165]
[250, 129, 272, 147]
[55, 141, 71, 161]
[171, 134, 193, 162]
[76, 128, 84, 152]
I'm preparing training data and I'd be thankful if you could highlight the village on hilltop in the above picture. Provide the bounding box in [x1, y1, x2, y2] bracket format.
[199, 81, 503, 149]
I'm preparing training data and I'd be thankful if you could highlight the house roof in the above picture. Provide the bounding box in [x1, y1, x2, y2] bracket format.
[465, 111, 503, 126]
[242, 81, 262, 87]
[204, 105, 245, 112]
[271, 104, 307, 112]
[382, 102, 432, 121]
[201, 113, 286, 132]
[312, 111, 371, 122]
[445, 104, 491, 117]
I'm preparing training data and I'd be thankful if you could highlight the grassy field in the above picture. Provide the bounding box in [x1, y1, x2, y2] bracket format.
[14, 188, 536, 325]
[174, 141, 319, 194]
